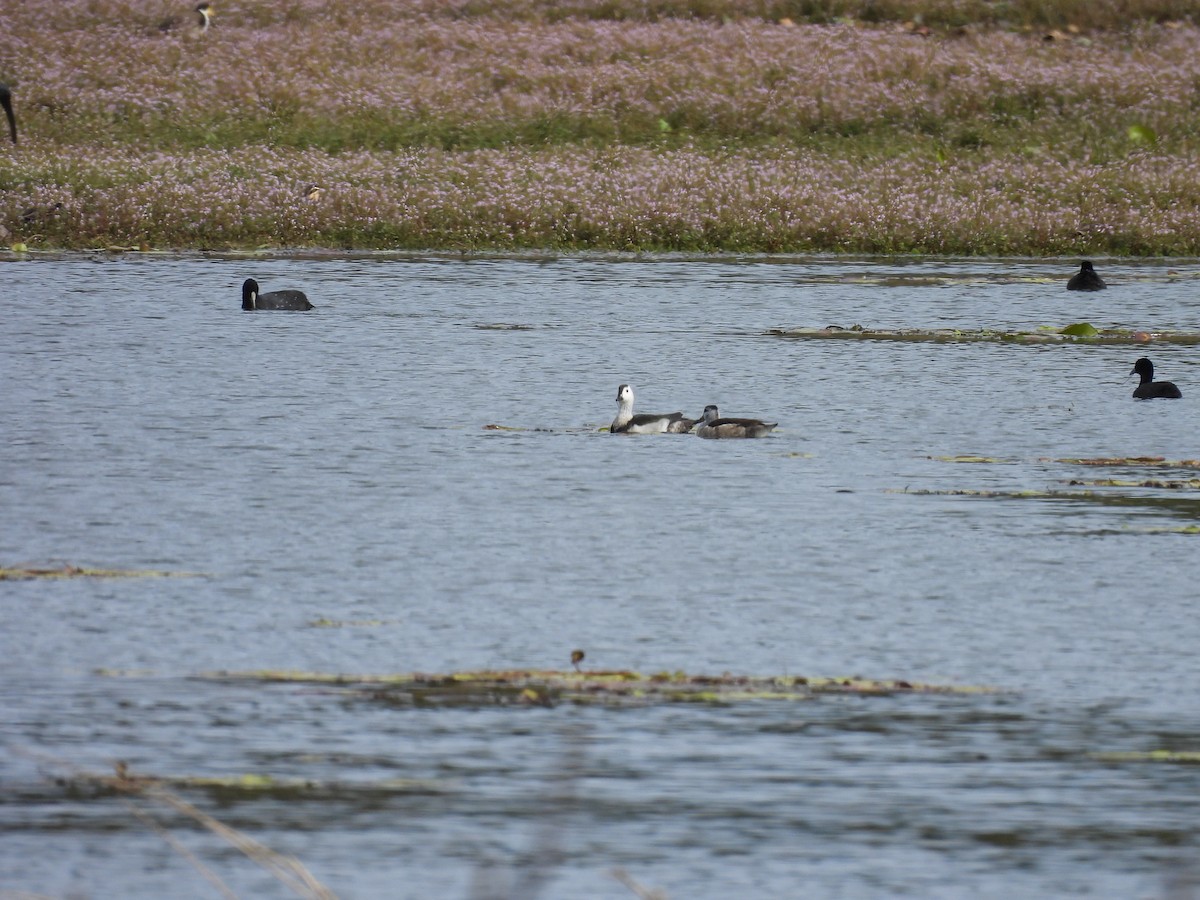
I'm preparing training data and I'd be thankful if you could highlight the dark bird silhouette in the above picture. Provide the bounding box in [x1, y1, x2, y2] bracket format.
[1130, 357, 1181, 399]
[241, 278, 313, 311]
[21, 201, 63, 228]
[0, 83, 16, 145]
[1067, 260, 1106, 291]
[570, 649, 585, 672]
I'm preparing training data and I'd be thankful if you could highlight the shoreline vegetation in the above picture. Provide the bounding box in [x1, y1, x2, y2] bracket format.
[2, 0, 1200, 253]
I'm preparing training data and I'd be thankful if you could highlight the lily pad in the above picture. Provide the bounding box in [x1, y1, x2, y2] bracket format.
[1059, 322, 1098, 337]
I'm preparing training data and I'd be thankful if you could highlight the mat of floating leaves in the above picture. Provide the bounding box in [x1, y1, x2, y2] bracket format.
[187, 669, 997, 706]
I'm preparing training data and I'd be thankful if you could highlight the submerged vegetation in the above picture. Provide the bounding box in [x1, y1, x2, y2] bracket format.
[2, 0, 1200, 251]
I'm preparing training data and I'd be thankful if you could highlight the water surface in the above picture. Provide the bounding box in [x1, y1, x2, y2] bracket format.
[3, 254, 1200, 898]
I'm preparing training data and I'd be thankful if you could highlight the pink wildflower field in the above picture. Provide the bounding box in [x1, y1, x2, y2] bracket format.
[1, 0, 1199, 253]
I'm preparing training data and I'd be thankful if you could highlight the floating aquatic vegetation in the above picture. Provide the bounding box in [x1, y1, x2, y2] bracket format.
[60, 767, 444, 801]
[1047, 457, 1200, 469]
[307, 617, 400, 628]
[0, 563, 202, 580]
[766, 325, 1200, 345]
[1092, 750, 1200, 764]
[1058, 322, 1099, 337]
[929, 455, 1016, 464]
[188, 668, 998, 707]
[932, 455, 1200, 470]
[892, 487, 1200, 522]
[1061, 478, 1200, 489]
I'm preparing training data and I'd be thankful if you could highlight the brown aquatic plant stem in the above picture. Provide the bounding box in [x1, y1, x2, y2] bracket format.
[117, 797, 242, 900]
[11, 748, 336, 898]
[612, 867, 669, 899]
[127, 780, 339, 900]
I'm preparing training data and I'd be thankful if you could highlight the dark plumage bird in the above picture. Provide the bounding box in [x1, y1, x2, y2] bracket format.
[0, 83, 16, 145]
[1130, 357, 1181, 399]
[241, 278, 313, 311]
[695, 405, 777, 439]
[21, 201, 63, 228]
[159, 2, 213, 34]
[1067, 260, 1106, 291]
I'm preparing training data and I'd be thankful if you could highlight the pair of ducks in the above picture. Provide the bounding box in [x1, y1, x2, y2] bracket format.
[610, 384, 777, 439]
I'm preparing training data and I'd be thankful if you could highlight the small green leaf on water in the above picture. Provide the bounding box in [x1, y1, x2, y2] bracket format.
[1060, 322, 1098, 337]
[234, 773, 277, 788]
[1127, 124, 1157, 145]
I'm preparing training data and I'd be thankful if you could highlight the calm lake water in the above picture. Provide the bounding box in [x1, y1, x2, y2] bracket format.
[3, 254, 1200, 899]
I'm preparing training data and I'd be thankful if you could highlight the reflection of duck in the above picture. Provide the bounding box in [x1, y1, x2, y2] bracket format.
[1067, 260, 1106, 291]
[610, 384, 695, 434]
[159, 2, 213, 34]
[241, 278, 314, 311]
[0, 83, 16, 145]
[695, 405, 777, 439]
[1131, 357, 1181, 399]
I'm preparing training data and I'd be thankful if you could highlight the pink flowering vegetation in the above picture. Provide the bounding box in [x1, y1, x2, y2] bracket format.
[6, 142, 1200, 254]
[1, 0, 1200, 251]
[2, 5, 1199, 153]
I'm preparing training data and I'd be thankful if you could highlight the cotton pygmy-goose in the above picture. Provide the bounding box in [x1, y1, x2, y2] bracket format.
[1067, 260, 1106, 291]
[694, 404, 777, 439]
[1130, 357, 1181, 399]
[610, 384, 696, 434]
[159, 2, 213, 34]
[241, 278, 314, 311]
